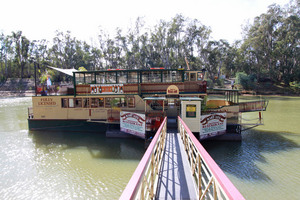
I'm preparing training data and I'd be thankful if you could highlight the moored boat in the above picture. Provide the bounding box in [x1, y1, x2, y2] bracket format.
[28, 67, 267, 141]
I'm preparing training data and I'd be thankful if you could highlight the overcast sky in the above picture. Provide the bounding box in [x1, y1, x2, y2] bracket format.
[0, 0, 290, 44]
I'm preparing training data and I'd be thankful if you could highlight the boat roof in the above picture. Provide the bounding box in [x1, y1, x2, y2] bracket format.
[143, 97, 166, 101]
[180, 97, 202, 101]
[47, 66, 78, 76]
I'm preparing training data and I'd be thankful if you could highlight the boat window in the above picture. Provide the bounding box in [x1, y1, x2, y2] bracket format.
[118, 71, 127, 83]
[105, 97, 112, 108]
[62, 98, 68, 108]
[104, 97, 129, 108]
[68, 98, 74, 108]
[197, 72, 203, 81]
[83, 98, 89, 108]
[172, 71, 182, 82]
[75, 73, 84, 84]
[116, 97, 127, 108]
[162, 71, 172, 82]
[162, 71, 181, 82]
[105, 72, 117, 83]
[75, 98, 82, 108]
[141, 71, 150, 83]
[186, 104, 196, 118]
[96, 72, 105, 84]
[184, 72, 189, 81]
[149, 71, 161, 83]
[91, 98, 99, 108]
[127, 97, 135, 108]
[190, 73, 196, 81]
[98, 98, 104, 107]
[85, 73, 93, 84]
[128, 72, 138, 83]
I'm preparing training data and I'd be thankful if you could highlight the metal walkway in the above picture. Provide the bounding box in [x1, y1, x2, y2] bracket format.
[120, 117, 245, 200]
[155, 130, 197, 199]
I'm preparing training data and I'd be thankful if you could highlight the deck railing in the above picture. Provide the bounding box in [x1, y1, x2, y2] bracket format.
[178, 116, 245, 200]
[119, 117, 167, 200]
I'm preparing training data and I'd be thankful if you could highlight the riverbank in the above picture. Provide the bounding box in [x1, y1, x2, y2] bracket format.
[0, 78, 71, 97]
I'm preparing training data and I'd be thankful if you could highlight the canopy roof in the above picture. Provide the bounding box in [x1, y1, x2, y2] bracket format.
[47, 66, 78, 76]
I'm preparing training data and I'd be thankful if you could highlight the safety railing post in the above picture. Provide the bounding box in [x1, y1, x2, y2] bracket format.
[150, 153, 154, 198]
[177, 116, 245, 200]
[198, 154, 202, 198]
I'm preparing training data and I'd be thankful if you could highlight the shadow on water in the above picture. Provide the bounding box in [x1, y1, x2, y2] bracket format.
[201, 129, 300, 182]
[29, 131, 145, 160]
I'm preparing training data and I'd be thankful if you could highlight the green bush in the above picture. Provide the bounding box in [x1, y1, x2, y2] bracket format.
[235, 72, 257, 90]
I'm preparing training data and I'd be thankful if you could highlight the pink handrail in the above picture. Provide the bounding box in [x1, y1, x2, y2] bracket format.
[178, 116, 245, 200]
[119, 117, 167, 200]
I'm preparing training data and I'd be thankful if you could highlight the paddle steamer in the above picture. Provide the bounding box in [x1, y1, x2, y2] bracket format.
[28, 67, 267, 140]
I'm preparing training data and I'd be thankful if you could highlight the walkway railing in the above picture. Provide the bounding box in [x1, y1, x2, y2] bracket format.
[178, 116, 245, 200]
[120, 117, 167, 200]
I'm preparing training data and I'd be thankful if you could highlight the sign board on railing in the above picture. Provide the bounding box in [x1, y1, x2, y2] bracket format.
[200, 113, 226, 139]
[120, 111, 146, 139]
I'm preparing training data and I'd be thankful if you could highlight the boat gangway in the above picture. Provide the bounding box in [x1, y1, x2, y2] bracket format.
[120, 117, 245, 200]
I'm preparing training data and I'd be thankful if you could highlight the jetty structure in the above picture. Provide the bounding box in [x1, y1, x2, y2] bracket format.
[28, 67, 268, 141]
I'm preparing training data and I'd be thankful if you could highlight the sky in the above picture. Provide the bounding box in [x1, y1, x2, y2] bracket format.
[0, 0, 291, 44]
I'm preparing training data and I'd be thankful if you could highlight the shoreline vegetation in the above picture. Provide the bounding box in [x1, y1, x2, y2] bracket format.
[1, 1, 298, 96]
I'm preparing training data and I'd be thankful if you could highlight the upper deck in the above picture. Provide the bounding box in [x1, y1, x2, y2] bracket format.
[72, 68, 207, 96]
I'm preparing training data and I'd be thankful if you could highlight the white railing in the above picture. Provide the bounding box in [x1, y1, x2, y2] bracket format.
[119, 117, 167, 200]
[178, 116, 245, 200]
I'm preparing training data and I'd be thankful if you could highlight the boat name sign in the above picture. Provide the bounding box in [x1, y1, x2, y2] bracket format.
[38, 98, 57, 106]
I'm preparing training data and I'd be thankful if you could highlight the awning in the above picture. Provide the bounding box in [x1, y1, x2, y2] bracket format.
[47, 66, 78, 76]
[143, 97, 166, 101]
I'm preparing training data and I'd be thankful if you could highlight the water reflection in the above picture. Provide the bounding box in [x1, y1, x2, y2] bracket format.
[29, 131, 145, 160]
[202, 129, 300, 182]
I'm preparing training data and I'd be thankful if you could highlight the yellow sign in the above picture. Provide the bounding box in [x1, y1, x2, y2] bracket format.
[186, 105, 196, 112]
[166, 85, 179, 94]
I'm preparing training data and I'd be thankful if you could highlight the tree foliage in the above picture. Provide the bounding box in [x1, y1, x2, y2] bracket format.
[0, 1, 299, 88]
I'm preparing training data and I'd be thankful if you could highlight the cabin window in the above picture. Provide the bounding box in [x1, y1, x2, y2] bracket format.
[91, 98, 98, 108]
[75, 73, 85, 84]
[85, 73, 93, 84]
[112, 97, 127, 108]
[184, 72, 189, 81]
[105, 97, 112, 108]
[118, 71, 127, 83]
[68, 98, 74, 108]
[128, 72, 138, 83]
[75, 98, 82, 108]
[83, 98, 89, 108]
[149, 71, 161, 83]
[197, 72, 203, 81]
[105, 97, 129, 108]
[141, 71, 150, 83]
[98, 98, 104, 107]
[190, 73, 196, 81]
[96, 72, 105, 84]
[186, 104, 196, 118]
[62, 98, 68, 108]
[127, 97, 135, 108]
[173, 71, 182, 82]
[105, 72, 117, 83]
[163, 71, 172, 82]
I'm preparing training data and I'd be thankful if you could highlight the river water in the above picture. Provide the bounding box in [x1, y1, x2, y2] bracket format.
[0, 96, 299, 199]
